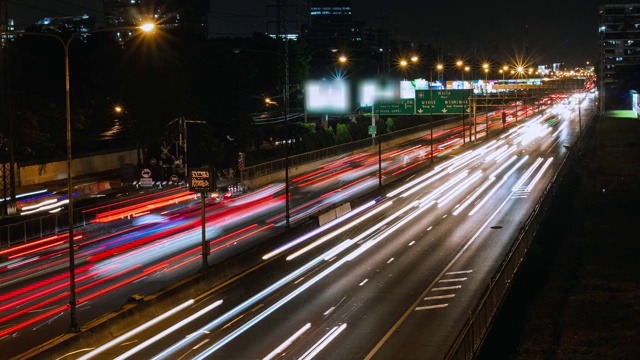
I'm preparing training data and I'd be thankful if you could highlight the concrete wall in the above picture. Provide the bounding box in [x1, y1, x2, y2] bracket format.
[17, 149, 137, 186]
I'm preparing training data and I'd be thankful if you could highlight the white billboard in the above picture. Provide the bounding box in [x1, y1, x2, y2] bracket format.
[305, 80, 351, 114]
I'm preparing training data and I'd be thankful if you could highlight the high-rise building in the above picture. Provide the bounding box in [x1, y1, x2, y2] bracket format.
[104, 0, 142, 27]
[305, 0, 364, 49]
[104, 0, 208, 30]
[598, 4, 640, 111]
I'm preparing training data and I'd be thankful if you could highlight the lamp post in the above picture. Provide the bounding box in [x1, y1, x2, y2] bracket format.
[338, 54, 380, 145]
[500, 65, 508, 127]
[456, 61, 464, 144]
[429, 63, 443, 163]
[478, 63, 488, 138]
[6, 23, 155, 333]
[456, 61, 469, 144]
[464, 65, 470, 143]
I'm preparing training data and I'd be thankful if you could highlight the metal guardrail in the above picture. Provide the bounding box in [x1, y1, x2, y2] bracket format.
[1, 118, 459, 248]
[0, 186, 187, 248]
[244, 117, 459, 181]
[444, 109, 596, 360]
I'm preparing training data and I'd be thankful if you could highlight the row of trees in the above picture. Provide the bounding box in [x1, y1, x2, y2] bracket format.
[0, 26, 314, 170]
[1, 22, 501, 171]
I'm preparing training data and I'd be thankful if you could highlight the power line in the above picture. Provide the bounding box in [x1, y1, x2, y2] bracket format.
[211, 11, 271, 19]
[52, 0, 104, 15]
[7, 0, 71, 18]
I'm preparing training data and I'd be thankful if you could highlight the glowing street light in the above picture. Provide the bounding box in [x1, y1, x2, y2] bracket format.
[140, 23, 155, 32]
[3, 22, 157, 333]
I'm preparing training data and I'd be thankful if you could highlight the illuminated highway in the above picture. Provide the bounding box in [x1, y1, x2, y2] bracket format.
[13, 91, 596, 359]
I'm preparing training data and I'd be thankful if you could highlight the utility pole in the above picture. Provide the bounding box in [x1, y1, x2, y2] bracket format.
[268, 0, 296, 228]
[0, 0, 15, 216]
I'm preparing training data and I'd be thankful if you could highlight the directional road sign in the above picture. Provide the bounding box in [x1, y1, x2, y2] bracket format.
[415, 89, 471, 114]
[375, 99, 415, 115]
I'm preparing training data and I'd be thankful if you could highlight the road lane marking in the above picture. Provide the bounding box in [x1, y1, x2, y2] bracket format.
[431, 285, 462, 291]
[387, 258, 395, 264]
[359, 279, 368, 286]
[446, 270, 472, 275]
[427, 226, 433, 231]
[438, 277, 467, 282]
[193, 339, 209, 350]
[415, 304, 448, 310]
[424, 294, 455, 300]
[263, 323, 312, 360]
[299, 323, 347, 360]
[408, 241, 415, 246]
[323, 307, 335, 316]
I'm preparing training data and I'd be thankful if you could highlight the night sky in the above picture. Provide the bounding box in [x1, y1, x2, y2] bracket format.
[8, 0, 640, 67]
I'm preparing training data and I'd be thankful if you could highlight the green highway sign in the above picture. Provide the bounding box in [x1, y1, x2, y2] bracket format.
[415, 89, 471, 114]
[375, 99, 415, 115]
[368, 125, 377, 135]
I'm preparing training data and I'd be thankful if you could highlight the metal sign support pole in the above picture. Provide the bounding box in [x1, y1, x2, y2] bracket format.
[201, 193, 207, 270]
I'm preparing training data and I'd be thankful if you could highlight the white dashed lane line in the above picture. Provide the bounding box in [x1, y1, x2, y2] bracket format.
[438, 277, 467, 283]
[415, 304, 449, 311]
[424, 294, 455, 301]
[431, 285, 462, 291]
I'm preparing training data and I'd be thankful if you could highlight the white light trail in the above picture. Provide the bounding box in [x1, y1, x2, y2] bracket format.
[490, 155, 518, 178]
[112, 300, 223, 360]
[386, 167, 446, 198]
[151, 237, 357, 359]
[485, 145, 509, 162]
[298, 323, 347, 360]
[262, 200, 377, 260]
[511, 157, 543, 192]
[468, 156, 528, 216]
[416, 171, 469, 203]
[434, 150, 475, 172]
[452, 177, 496, 216]
[21, 199, 69, 215]
[398, 168, 452, 198]
[183, 197, 436, 359]
[494, 146, 518, 163]
[437, 171, 483, 207]
[525, 158, 554, 192]
[78, 299, 196, 360]
[551, 122, 567, 137]
[445, 151, 484, 173]
[262, 323, 312, 360]
[287, 201, 393, 261]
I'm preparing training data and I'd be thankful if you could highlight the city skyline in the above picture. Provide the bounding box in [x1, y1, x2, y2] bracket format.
[7, 0, 640, 67]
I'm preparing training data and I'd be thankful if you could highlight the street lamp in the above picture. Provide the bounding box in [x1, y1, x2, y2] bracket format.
[6, 23, 155, 333]
[464, 65, 470, 143]
[429, 63, 443, 163]
[456, 61, 467, 144]
[484, 66, 490, 136]
[500, 65, 508, 127]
